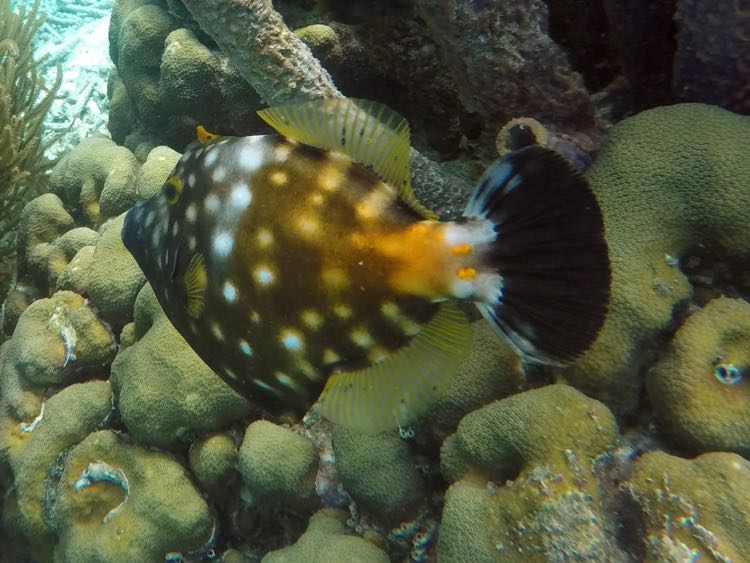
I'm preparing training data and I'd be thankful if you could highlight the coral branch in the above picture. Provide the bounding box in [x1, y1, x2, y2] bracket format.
[179, 0, 471, 217]
[179, 0, 340, 106]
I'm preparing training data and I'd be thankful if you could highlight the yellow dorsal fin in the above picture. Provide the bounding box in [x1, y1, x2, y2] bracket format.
[258, 98, 435, 219]
[196, 125, 222, 145]
[184, 253, 207, 318]
[316, 301, 472, 432]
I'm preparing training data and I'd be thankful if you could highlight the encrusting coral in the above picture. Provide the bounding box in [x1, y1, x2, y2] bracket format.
[261, 508, 389, 563]
[439, 384, 624, 562]
[647, 297, 750, 456]
[623, 450, 750, 562]
[48, 430, 215, 562]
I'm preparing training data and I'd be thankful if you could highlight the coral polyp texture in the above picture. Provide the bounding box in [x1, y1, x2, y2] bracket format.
[2, 0, 750, 559]
[647, 297, 750, 456]
[562, 103, 750, 415]
[438, 384, 623, 562]
[623, 450, 750, 562]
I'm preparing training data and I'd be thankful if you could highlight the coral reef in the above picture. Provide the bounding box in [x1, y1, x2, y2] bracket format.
[49, 430, 215, 562]
[647, 297, 750, 456]
[439, 384, 623, 562]
[332, 427, 425, 525]
[238, 420, 319, 510]
[623, 450, 750, 562]
[3, 0, 750, 559]
[111, 284, 250, 447]
[262, 508, 389, 562]
[562, 103, 750, 415]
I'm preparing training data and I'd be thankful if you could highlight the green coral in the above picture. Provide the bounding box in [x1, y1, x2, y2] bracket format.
[0, 0, 60, 256]
[86, 214, 146, 326]
[332, 426, 425, 524]
[49, 137, 141, 227]
[421, 320, 524, 441]
[439, 384, 621, 562]
[9, 381, 112, 561]
[562, 103, 750, 415]
[623, 450, 750, 562]
[49, 430, 214, 562]
[262, 509, 389, 563]
[238, 420, 319, 509]
[647, 297, 750, 456]
[189, 433, 238, 494]
[110, 284, 250, 446]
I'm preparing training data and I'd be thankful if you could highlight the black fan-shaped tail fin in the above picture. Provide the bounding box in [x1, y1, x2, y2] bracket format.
[464, 146, 610, 364]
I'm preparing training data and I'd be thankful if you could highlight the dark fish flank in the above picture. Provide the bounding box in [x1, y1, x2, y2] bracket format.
[125, 134, 439, 414]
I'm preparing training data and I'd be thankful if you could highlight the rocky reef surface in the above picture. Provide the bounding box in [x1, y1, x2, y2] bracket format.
[1, 0, 748, 561]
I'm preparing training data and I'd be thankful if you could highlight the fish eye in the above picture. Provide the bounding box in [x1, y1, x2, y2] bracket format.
[163, 176, 183, 205]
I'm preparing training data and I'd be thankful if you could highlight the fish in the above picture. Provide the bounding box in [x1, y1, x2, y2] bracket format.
[121, 98, 610, 432]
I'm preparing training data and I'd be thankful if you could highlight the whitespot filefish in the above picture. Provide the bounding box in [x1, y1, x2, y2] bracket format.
[122, 98, 610, 431]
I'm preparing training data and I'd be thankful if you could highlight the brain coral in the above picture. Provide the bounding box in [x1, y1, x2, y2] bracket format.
[647, 297, 750, 456]
[561, 103, 750, 415]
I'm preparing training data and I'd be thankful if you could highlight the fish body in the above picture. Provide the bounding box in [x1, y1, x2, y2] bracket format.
[123, 99, 610, 431]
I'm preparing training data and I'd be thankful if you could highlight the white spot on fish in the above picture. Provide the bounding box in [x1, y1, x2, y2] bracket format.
[254, 266, 275, 286]
[212, 166, 228, 183]
[211, 323, 225, 342]
[203, 147, 219, 168]
[225, 368, 238, 380]
[297, 216, 319, 237]
[333, 304, 352, 319]
[239, 339, 253, 356]
[256, 228, 273, 247]
[280, 329, 304, 351]
[380, 302, 400, 319]
[223, 281, 238, 302]
[230, 184, 252, 210]
[150, 228, 162, 248]
[185, 204, 197, 223]
[301, 309, 323, 330]
[188, 172, 197, 187]
[319, 168, 342, 192]
[350, 327, 374, 348]
[239, 139, 266, 173]
[323, 349, 340, 365]
[253, 378, 276, 394]
[270, 170, 287, 186]
[275, 372, 295, 388]
[144, 211, 155, 228]
[213, 231, 234, 258]
[205, 194, 221, 213]
[274, 143, 292, 161]
[171, 222, 179, 237]
[188, 236, 197, 251]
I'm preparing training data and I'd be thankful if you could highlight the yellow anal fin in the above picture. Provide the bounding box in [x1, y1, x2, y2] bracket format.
[316, 301, 472, 432]
[257, 98, 436, 219]
[184, 253, 207, 318]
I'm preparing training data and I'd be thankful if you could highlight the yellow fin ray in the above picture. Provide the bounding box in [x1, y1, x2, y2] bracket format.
[258, 98, 435, 219]
[316, 301, 473, 432]
[184, 253, 207, 318]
